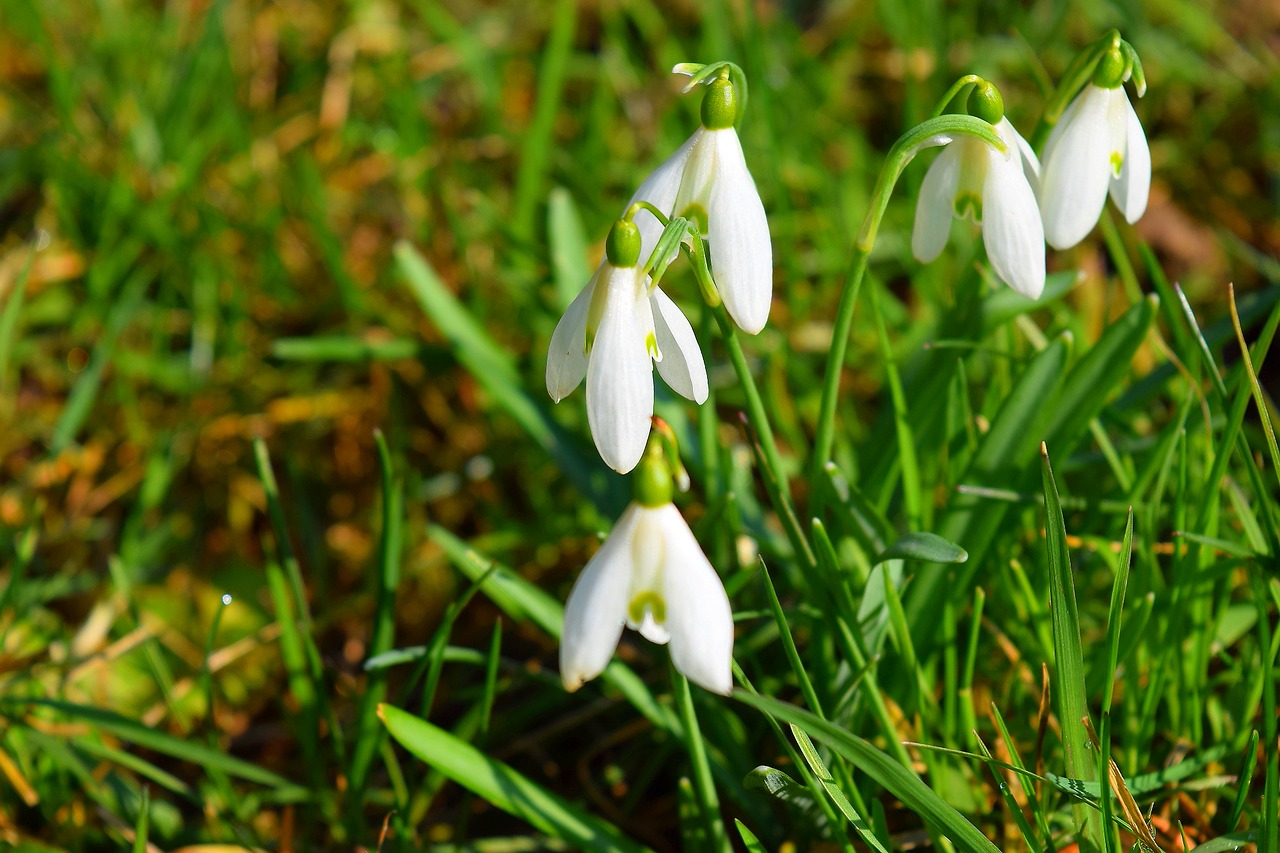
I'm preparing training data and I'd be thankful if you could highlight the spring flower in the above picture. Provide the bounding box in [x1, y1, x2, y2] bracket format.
[546, 219, 708, 474]
[912, 83, 1046, 299]
[1039, 54, 1150, 250]
[560, 442, 734, 694]
[627, 75, 772, 334]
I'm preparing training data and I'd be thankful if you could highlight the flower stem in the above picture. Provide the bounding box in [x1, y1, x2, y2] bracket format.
[713, 305, 817, 571]
[673, 669, 728, 853]
[810, 114, 1004, 492]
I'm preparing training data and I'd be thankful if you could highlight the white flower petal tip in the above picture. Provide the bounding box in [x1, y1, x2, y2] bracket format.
[911, 118, 1045, 298]
[1040, 84, 1150, 249]
[558, 502, 734, 695]
[627, 125, 773, 335]
[546, 269, 599, 402]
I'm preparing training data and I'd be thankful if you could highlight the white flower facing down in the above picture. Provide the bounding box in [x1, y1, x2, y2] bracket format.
[912, 117, 1046, 299]
[546, 258, 708, 475]
[560, 501, 734, 695]
[627, 78, 772, 334]
[1039, 83, 1150, 250]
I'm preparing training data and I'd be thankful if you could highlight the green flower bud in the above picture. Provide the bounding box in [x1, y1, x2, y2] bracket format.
[968, 80, 1004, 125]
[1092, 46, 1127, 89]
[632, 448, 673, 507]
[605, 218, 641, 268]
[700, 77, 737, 130]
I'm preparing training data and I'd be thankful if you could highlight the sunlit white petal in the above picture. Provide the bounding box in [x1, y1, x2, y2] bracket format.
[705, 128, 772, 334]
[1109, 93, 1150, 224]
[560, 506, 642, 691]
[1041, 85, 1118, 249]
[911, 145, 962, 264]
[1003, 117, 1041, 192]
[656, 505, 734, 695]
[586, 268, 654, 473]
[546, 268, 599, 402]
[628, 130, 703, 260]
[982, 144, 1046, 299]
[650, 289, 708, 404]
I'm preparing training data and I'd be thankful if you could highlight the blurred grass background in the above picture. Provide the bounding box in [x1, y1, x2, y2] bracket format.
[0, 0, 1277, 849]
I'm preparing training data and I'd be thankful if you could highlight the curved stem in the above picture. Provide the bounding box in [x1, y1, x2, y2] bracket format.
[810, 114, 1003, 488]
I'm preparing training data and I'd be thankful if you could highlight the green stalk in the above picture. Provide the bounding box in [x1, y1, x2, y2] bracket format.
[810, 115, 1004, 487]
[674, 670, 728, 853]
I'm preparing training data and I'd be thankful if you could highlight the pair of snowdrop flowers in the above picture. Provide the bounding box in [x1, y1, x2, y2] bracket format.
[546, 70, 770, 475]
[560, 430, 734, 695]
[913, 49, 1149, 297]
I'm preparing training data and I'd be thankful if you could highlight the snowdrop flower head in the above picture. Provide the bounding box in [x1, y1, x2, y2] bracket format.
[560, 434, 734, 695]
[546, 218, 708, 474]
[1039, 44, 1150, 250]
[912, 81, 1046, 299]
[627, 68, 773, 334]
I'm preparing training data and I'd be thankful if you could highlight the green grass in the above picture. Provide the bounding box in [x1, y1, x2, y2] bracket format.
[1, 0, 1278, 850]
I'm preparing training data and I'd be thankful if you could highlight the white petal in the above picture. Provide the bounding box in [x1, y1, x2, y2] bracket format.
[627, 507, 671, 644]
[982, 146, 1046, 299]
[911, 145, 961, 264]
[649, 289, 708, 404]
[1000, 117, 1041, 189]
[655, 505, 734, 695]
[1108, 93, 1150, 224]
[560, 505, 643, 691]
[546, 267, 599, 402]
[1040, 85, 1113, 250]
[586, 267, 654, 473]
[627, 130, 702, 262]
[705, 129, 773, 335]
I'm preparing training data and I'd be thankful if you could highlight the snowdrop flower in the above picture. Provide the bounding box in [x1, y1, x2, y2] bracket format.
[560, 440, 733, 694]
[546, 218, 708, 474]
[912, 82, 1046, 299]
[1039, 48, 1150, 250]
[627, 74, 772, 334]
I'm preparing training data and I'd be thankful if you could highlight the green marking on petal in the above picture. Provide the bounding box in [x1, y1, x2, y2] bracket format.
[680, 203, 709, 234]
[629, 591, 666, 625]
[1110, 151, 1124, 177]
[954, 191, 982, 223]
[646, 331, 661, 361]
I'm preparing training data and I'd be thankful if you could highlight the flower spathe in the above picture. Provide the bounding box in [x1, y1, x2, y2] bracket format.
[912, 117, 1046, 299]
[1039, 83, 1150, 250]
[560, 501, 734, 695]
[546, 262, 708, 474]
[626, 81, 772, 334]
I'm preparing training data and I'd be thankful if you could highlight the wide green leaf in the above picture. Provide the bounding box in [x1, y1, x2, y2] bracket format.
[733, 691, 1001, 853]
[380, 704, 652, 853]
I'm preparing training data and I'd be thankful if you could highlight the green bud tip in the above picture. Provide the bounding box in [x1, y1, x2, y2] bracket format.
[968, 80, 1004, 125]
[1093, 46, 1127, 89]
[605, 218, 641, 268]
[632, 444, 673, 508]
[700, 77, 737, 130]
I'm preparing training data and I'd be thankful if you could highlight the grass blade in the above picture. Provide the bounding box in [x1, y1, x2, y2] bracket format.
[733, 691, 1002, 853]
[379, 704, 653, 853]
[1040, 442, 1100, 853]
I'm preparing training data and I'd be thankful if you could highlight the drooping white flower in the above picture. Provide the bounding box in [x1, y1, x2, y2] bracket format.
[1039, 83, 1150, 250]
[912, 116, 1046, 299]
[560, 501, 734, 695]
[626, 77, 772, 334]
[546, 221, 708, 474]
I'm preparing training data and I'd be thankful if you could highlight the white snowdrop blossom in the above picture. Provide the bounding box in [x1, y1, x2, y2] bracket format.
[912, 117, 1046, 299]
[546, 222, 708, 474]
[560, 501, 734, 695]
[627, 77, 772, 334]
[1039, 83, 1150, 250]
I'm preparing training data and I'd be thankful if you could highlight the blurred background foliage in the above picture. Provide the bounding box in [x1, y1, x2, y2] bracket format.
[0, 0, 1277, 849]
